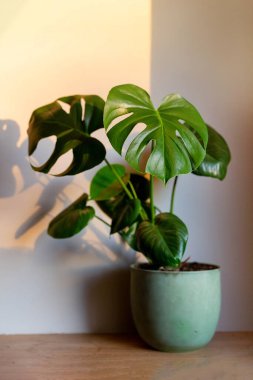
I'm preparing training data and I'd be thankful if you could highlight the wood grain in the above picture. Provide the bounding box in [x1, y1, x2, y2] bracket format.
[0, 333, 252, 380]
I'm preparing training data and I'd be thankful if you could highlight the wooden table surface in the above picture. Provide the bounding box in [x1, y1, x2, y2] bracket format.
[0, 333, 252, 380]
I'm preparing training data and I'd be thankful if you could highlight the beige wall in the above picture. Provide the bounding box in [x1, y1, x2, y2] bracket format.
[152, 0, 253, 330]
[0, 0, 151, 333]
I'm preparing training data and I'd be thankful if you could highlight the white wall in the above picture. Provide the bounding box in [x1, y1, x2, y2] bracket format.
[151, 0, 253, 330]
[0, 0, 151, 333]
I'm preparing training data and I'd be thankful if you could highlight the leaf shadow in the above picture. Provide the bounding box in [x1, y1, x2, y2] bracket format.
[0, 119, 137, 332]
[0, 119, 35, 197]
[15, 177, 72, 238]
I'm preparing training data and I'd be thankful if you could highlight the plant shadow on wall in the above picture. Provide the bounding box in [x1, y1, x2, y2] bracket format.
[0, 119, 35, 198]
[0, 119, 135, 332]
[0, 118, 73, 233]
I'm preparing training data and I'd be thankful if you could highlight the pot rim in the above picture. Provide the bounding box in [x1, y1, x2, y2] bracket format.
[131, 262, 220, 274]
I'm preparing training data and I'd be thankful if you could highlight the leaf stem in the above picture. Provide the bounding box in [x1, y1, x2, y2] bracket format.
[155, 206, 162, 213]
[104, 158, 133, 200]
[94, 215, 111, 227]
[150, 174, 155, 223]
[104, 158, 147, 221]
[170, 176, 178, 214]
[128, 180, 138, 199]
[150, 141, 155, 224]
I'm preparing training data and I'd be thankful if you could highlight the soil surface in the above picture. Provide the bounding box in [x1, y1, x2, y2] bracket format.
[138, 262, 219, 272]
[179, 262, 219, 271]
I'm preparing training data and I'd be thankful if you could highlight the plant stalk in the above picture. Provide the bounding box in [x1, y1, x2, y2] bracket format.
[104, 158, 133, 199]
[150, 174, 155, 223]
[94, 215, 111, 227]
[170, 176, 178, 214]
[128, 180, 138, 199]
[150, 141, 155, 224]
[104, 158, 147, 221]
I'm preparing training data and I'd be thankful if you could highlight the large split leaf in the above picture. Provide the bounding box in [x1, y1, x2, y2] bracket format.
[28, 95, 106, 176]
[59, 95, 105, 134]
[193, 125, 231, 180]
[104, 84, 208, 183]
[137, 212, 188, 268]
[48, 193, 95, 238]
[90, 164, 129, 200]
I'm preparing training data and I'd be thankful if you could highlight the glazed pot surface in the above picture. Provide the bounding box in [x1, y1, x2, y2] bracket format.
[130, 263, 221, 352]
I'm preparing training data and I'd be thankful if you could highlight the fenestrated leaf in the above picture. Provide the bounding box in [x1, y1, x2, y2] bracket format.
[111, 199, 142, 234]
[104, 84, 208, 183]
[59, 95, 105, 134]
[90, 164, 129, 200]
[28, 95, 106, 176]
[137, 212, 188, 268]
[193, 125, 231, 180]
[48, 193, 95, 238]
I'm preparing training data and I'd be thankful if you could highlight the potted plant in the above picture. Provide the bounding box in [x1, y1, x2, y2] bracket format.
[27, 84, 230, 352]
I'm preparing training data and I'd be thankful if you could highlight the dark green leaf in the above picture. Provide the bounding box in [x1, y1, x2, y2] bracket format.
[111, 199, 142, 234]
[96, 173, 150, 218]
[59, 95, 105, 134]
[193, 125, 231, 180]
[104, 84, 208, 183]
[96, 194, 125, 219]
[90, 164, 129, 200]
[28, 95, 106, 176]
[48, 193, 95, 238]
[120, 222, 139, 250]
[128, 174, 150, 200]
[137, 212, 188, 268]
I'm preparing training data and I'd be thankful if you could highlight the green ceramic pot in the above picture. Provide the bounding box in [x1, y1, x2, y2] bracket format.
[130, 263, 221, 352]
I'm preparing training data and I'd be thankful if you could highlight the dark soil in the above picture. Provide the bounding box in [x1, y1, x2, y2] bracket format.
[179, 262, 219, 271]
[138, 262, 219, 272]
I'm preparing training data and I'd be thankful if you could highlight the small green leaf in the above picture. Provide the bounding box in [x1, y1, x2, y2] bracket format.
[120, 222, 139, 250]
[28, 95, 106, 176]
[90, 164, 129, 200]
[96, 173, 150, 217]
[48, 193, 95, 238]
[111, 199, 142, 234]
[104, 84, 208, 183]
[137, 212, 188, 268]
[193, 125, 231, 180]
[96, 194, 125, 218]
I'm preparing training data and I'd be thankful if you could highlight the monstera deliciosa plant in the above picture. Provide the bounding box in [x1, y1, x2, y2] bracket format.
[28, 84, 230, 270]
